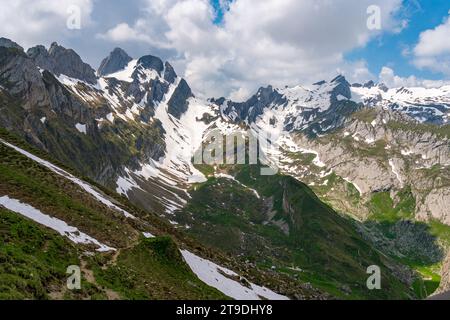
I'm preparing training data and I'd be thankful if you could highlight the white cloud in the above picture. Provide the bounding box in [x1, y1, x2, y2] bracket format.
[98, 0, 404, 98]
[96, 20, 170, 48]
[378, 66, 450, 88]
[413, 14, 450, 75]
[0, 0, 94, 49]
[4, 0, 419, 98]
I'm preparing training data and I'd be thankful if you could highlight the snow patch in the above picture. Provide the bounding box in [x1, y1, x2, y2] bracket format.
[401, 149, 414, 156]
[0, 139, 136, 219]
[365, 137, 375, 144]
[0, 196, 115, 252]
[116, 172, 143, 196]
[143, 232, 155, 238]
[215, 173, 261, 199]
[343, 177, 362, 195]
[106, 59, 138, 82]
[106, 113, 115, 123]
[389, 159, 403, 187]
[151, 80, 210, 185]
[181, 250, 288, 300]
[75, 123, 87, 134]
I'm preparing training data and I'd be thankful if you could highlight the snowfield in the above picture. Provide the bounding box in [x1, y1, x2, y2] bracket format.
[0, 195, 115, 252]
[181, 250, 289, 300]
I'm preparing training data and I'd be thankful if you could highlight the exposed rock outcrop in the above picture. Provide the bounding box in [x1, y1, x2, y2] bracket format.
[0, 37, 23, 51]
[27, 42, 97, 84]
[98, 48, 132, 76]
[167, 79, 193, 119]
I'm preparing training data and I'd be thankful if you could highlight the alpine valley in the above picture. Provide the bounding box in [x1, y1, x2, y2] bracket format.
[0, 37, 449, 300]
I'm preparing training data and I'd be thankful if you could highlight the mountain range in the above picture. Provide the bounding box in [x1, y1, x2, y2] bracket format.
[0, 37, 449, 300]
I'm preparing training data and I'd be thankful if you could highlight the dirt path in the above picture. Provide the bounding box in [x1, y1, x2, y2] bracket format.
[80, 259, 121, 300]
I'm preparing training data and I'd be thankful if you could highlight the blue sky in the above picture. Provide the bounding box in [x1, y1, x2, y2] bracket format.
[210, 0, 450, 81]
[1, 0, 449, 98]
[345, 0, 450, 80]
[210, 0, 231, 24]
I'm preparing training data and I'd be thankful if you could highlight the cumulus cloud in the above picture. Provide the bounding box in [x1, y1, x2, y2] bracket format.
[0, 0, 94, 49]
[378, 66, 450, 88]
[96, 20, 170, 48]
[413, 13, 450, 75]
[98, 0, 404, 98]
[2, 0, 416, 98]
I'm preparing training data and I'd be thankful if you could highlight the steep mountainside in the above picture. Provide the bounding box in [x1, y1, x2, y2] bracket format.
[0, 128, 299, 300]
[1, 38, 449, 299]
[215, 77, 449, 227]
[212, 78, 450, 298]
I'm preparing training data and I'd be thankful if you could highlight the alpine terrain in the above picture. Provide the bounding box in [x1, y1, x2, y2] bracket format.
[0, 37, 449, 300]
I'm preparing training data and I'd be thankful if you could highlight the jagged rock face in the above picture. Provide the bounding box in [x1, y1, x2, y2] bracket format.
[0, 46, 50, 110]
[282, 107, 450, 224]
[167, 79, 193, 118]
[98, 48, 132, 76]
[215, 77, 449, 228]
[218, 77, 361, 137]
[1, 41, 202, 215]
[163, 62, 177, 84]
[27, 45, 54, 72]
[1, 43, 169, 187]
[0, 37, 23, 51]
[220, 85, 287, 123]
[134, 55, 164, 77]
[416, 188, 450, 225]
[122, 57, 178, 118]
[27, 42, 97, 84]
[330, 75, 351, 100]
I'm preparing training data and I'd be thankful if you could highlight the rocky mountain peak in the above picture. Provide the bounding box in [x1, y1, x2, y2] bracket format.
[167, 79, 193, 119]
[363, 80, 375, 88]
[163, 61, 177, 84]
[27, 42, 97, 84]
[218, 85, 287, 123]
[313, 80, 327, 86]
[377, 83, 389, 92]
[331, 75, 348, 85]
[330, 75, 351, 100]
[98, 47, 132, 76]
[0, 37, 23, 51]
[135, 55, 164, 75]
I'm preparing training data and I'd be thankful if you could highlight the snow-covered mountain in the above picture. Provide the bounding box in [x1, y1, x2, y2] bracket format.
[215, 77, 449, 225]
[1, 38, 448, 224]
[2, 37, 450, 299]
[351, 81, 450, 125]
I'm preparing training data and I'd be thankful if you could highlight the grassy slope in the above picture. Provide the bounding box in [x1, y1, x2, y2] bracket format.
[0, 208, 82, 299]
[0, 129, 227, 300]
[178, 164, 417, 299]
[90, 236, 227, 300]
